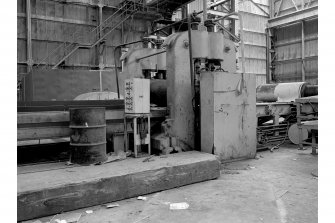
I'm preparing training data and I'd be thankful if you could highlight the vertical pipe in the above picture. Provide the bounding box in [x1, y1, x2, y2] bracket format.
[266, 28, 272, 83]
[238, 13, 246, 75]
[134, 118, 138, 158]
[98, 4, 104, 72]
[26, 0, 32, 72]
[297, 103, 303, 150]
[187, 15, 194, 97]
[181, 5, 187, 19]
[99, 70, 103, 92]
[203, 0, 207, 22]
[301, 21, 306, 82]
[187, 15, 196, 148]
[231, 0, 236, 35]
[121, 23, 124, 44]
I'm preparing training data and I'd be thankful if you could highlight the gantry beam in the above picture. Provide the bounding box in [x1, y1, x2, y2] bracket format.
[268, 5, 317, 28]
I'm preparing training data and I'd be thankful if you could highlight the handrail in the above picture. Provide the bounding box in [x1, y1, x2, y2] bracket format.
[36, 0, 140, 69]
[52, 9, 138, 69]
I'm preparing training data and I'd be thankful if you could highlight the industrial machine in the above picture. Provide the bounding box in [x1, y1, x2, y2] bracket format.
[119, 35, 167, 106]
[162, 20, 256, 160]
[256, 82, 318, 148]
[117, 14, 257, 161]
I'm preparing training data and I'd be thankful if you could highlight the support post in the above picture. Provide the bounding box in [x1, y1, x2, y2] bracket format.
[270, 0, 274, 18]
[266, 28, 272, 83]
[231, 0, 236, 35]
[297, 103, 303, 150]
[273, 114, 280, 136]
[26, 0, 33, 72]
[181, 5, 188, 19]
[301, 20, 306, 82]
[203, 0, 207, 22]
[98, 3, 104, 91]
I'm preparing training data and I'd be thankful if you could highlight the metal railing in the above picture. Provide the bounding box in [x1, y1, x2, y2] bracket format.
[35, 0, 143, 70]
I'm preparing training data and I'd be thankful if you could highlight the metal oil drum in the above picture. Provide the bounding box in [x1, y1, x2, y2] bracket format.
[69, 107, 107, 165]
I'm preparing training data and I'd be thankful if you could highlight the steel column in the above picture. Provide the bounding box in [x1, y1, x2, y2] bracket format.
[26, 0, 33, 72]
[203, 0, 208, 21]
[266, 28, 271, 83]
[98, 4, 104, 70]
[301, 20, 305, 81]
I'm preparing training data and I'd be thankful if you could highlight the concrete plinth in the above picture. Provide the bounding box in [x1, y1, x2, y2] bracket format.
[18, 151, 220, 221]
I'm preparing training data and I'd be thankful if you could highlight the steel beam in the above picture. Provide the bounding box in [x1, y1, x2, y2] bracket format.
[268, 5, 317, 28]
[266, 28, 271, 83]
[249, 0, 269, 16]
[203, 0, 207, 21]
[26, 0, 33, 72]
[301, 20, 305, 81]
[207, 9, 238, 19]
[98, 3, 104, 71]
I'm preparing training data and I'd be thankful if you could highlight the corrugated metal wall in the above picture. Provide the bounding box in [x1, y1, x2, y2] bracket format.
[273, 19, 318, 84]
[238, 0, 269, 86]
[270, 0, 318, 84]
[17, 0, 154, 73]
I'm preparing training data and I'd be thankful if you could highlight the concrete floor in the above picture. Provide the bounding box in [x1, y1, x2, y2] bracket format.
[25, 144, 318, 223]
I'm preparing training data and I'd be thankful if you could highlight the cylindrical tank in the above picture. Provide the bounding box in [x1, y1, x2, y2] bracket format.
[256, 84, 278, 102]
[302, 85, 318, 97]
[192, 30, 209, 59]
[274, 82, 307, 102]
[69, 107, 107, 165]
[257, 83, 318, 102]
[208, 32, 224, 60]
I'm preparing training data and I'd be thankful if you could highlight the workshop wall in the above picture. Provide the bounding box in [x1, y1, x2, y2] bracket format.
[273, 19, 318, 84]
[17, 0, 156, 74]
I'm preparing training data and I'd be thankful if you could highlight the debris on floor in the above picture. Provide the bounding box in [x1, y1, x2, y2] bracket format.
[275, 189, 289, 199]
[169, 202, 189, 210]
[95, 152, 127, 165]
[54, 220, 67, 223]
[137, 196, 147, 201]
[49, 212, 81, 223]
[85, 210, 93, 214]
[65, 161, 74, 166]
[255, 154, 264, 160]
[104, 203, 120, 209]
[142, 155, 155, 162]
[133, 215, 150, 223]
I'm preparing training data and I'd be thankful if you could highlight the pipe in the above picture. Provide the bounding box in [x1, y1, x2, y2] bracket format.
[26, 0, 32, 72]
[215, 22, 240, 42]
[212, 12, 246, 74]
[203, 0, 208, 22]
[98, 4, 104, 70]
[113, 40, 144, 99]
[187, 15, 195, 98]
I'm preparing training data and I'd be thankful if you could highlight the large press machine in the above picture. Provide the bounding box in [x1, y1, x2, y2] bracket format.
[119, 14, 257, 161]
